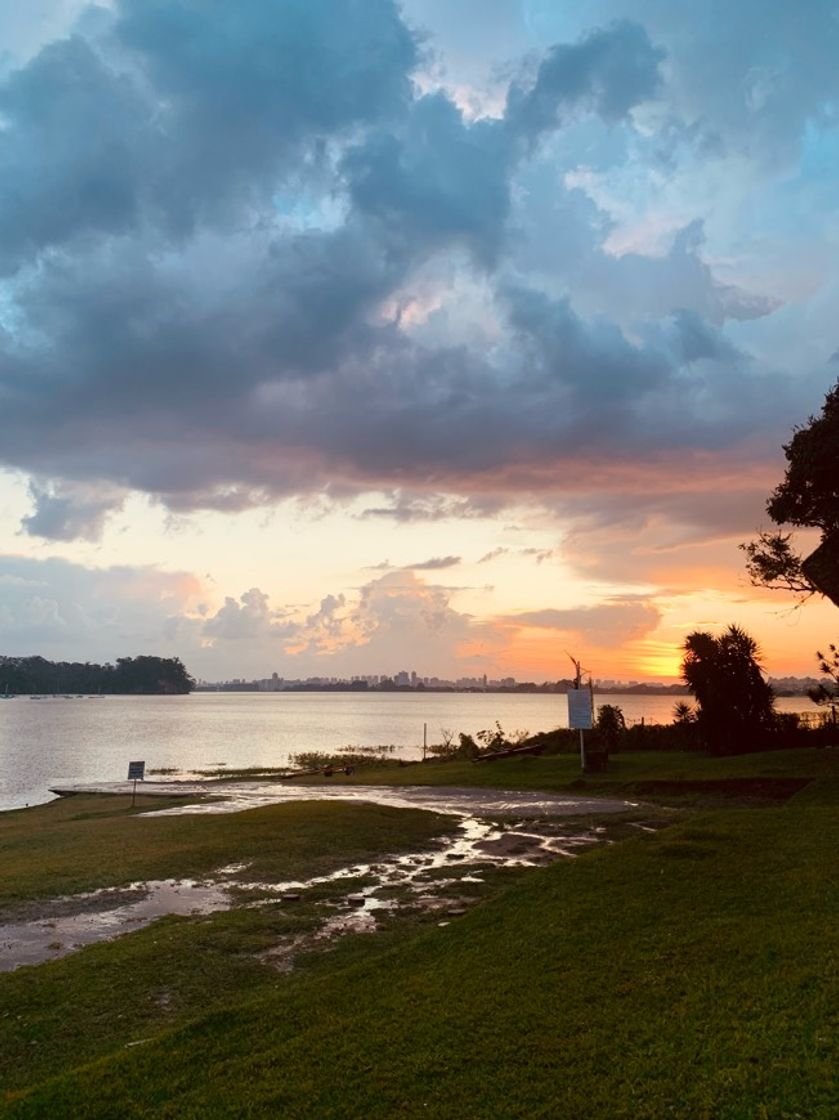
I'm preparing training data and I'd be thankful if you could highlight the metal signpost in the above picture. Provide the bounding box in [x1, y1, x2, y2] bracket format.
[127, 760, 145, 807]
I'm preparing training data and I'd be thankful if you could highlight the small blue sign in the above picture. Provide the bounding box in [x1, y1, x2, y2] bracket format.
[127, 761, 145, 781]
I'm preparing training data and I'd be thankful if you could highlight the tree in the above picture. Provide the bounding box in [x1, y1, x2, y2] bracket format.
[681, 625, 776, 755]
[807, 643, 839, 716]
[671, 699, 698, 748]
[672, 700, 696, 725]
[595, 704, 625, 753]
[742, 378, 839, 604]
[0, 653, 195, 694]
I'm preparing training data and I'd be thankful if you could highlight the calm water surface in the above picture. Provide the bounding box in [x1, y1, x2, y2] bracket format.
[0, 691, 819, 811]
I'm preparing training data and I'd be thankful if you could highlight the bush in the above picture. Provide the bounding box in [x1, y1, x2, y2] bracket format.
[595, 705, 626, 753]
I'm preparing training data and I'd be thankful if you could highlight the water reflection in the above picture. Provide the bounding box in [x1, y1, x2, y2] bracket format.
[0, 804, 641, 972]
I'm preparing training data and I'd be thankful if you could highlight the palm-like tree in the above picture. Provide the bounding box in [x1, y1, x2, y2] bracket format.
[681, 625, 776, 755]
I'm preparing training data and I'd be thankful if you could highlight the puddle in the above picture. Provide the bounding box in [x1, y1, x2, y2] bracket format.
[0, 816, 618, 973]
[49, 780, 633, 820]
[0, 880, 229, 972]
[4, 787, 655, 974]
[235, 814, 616, 969]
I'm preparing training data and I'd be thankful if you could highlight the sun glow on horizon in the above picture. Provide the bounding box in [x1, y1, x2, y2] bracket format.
[628, 641, 684, 682]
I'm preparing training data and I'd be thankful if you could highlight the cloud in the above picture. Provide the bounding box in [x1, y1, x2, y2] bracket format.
[520, 548, 557, 564]
[0, 0, 419, 271]
[505, 19, 663, 137]
[361, 495, 505, 523]
[298, 593, 348, 651]
[403, 556, 461, 570]
[0, 9, 678, 536]
[344, 570, 504, 673]
[343, 20, 661, 265]
[506, 599, 662, 644]
[530, 0, 839, 168]
[0, 553, 202, 657]
[202, 587, 296, 641]
[0, 0, 834, 571]
[21, 480, 127, 542]
[479, 548, 509, 563]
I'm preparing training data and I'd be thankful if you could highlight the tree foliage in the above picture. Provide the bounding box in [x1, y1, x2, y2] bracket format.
[680, 625, 776, 754]
[742, 378, 839, 601]
[767, 381, 839, 532]
[0, 654, 195, 695]
[741, 531, 814, 595]
[595, 704, 625, 752]
[807, 643, 839, 712]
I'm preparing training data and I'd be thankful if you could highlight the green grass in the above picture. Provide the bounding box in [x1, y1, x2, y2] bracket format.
[1, 752, 836, 1118]
[292, 746, 837, 795]
[0, 795, 455, 907]
[0, 797, 458, 1098]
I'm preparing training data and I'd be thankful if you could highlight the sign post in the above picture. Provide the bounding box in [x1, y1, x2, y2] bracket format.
[567, 689, 593, 770]
[566, 654, 594, 772]
[127, 760, 145, 807]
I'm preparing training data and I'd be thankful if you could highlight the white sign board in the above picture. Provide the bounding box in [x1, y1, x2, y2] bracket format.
[567, 690, 593, 730]
[127, 760, 145, 781]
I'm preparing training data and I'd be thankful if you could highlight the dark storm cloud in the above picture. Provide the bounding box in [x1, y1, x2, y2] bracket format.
[0, 1, 827, 542]
[522, 0, 839, 169]
[0, 0, 418, 270]
[501, 281, 671, 398]
[668, 308, 741, 365]
[21, 480, 127, 542]
[343, 20, 661, 266]
[505, 19, 663, 136]
[0, 36, 146, 274]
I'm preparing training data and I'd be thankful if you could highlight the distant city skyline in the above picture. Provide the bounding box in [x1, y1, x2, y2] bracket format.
[198, 667, 827, 695]
[0, 2, 837, 681]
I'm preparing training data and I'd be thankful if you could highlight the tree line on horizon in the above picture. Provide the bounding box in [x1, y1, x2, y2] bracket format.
[0, 654, 195, 696]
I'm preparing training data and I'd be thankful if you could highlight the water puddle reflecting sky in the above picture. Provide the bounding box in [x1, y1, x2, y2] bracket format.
[1, 779, 645, 973]
[50, 779, 633, 819]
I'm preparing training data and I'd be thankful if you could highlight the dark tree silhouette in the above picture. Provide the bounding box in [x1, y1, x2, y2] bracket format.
[807, 643, 839, 714]
[0, 654, 195, 695]
[595, 704, 625, 753]
[681, 625, 776, 755]
[743, 378, 839, 604]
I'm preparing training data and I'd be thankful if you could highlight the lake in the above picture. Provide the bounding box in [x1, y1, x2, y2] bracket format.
[0, 690, 820, 811]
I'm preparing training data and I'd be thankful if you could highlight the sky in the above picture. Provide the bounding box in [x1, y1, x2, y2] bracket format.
[0, 0, 837, 683]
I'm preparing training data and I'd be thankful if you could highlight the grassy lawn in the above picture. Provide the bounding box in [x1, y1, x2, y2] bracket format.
[0, 795, 455, 907]
[0, 797, 458, 1099]
[291, 745, 838, 795]
[0, 749, 836, 1118]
